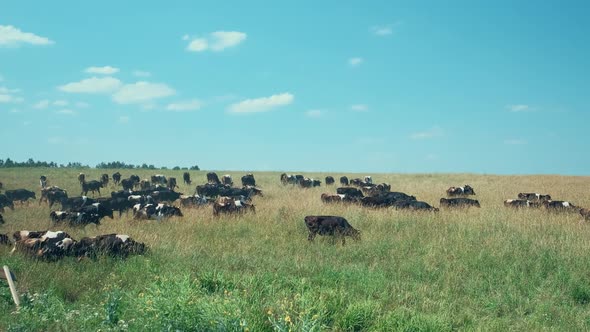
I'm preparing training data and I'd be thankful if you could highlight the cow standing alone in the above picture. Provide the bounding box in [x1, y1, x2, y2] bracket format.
[304, 215, 360, 245]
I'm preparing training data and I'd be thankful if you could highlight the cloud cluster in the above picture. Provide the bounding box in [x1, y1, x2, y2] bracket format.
[0, 25, 54, 47]
[186, 31, 247, 52]
[228, 93, 293, 113]
[85, 66, 119, 75]
[58, 77, 122, 93]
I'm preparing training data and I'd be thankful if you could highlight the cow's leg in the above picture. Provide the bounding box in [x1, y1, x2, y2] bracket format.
[307, 232, 316, 242]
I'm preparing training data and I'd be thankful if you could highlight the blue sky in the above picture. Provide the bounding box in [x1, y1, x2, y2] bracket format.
[1, 1, 588, 174]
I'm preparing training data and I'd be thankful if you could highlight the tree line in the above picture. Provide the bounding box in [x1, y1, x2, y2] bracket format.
[0, 158, 199, 171]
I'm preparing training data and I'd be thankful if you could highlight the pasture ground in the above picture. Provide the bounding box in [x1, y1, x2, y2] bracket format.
[1, 168, 590, 331]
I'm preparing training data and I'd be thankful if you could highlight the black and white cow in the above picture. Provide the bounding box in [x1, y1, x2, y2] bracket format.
[40, 186, 68, 208]
[70, 234, 147, 259]
[179, 194, 209, 207]
[221, 174, 233, 186]
[40, 175, 48, 188]
[12, 230, 76, 261]
[212, 196, 255, 216]
[280, 173, 298, 185]
[151, 174, 168, 185]
[504, 199, 542, 208]
[517, 193, 552, 202]
[133, 203, 183, 220]
[543, 200, 578, 211]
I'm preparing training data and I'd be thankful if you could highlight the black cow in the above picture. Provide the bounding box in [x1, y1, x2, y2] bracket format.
[133, 203, 183, 220]
[543, 200, 578, 211]
[71, 234, 147, 259]
[504, 199, 542, 208]
[168, 177, 178, 190]
[340, 176, 349, 186]
[183, 172, 191, 185]
[212, 196, 255, 216]
[440, 198, 481, 208]
[73, 203, 114, 219]
[150, 190, 182, 203]
[393, 200, 439, 212]
[517, 193, 552, 202]
[325, 176, 335, 185]
[108, 197, 135, 217]
[299, 178, 321, 188]
[304, 215, 360, 245]
[100, 174, 109, 187]
[446, 185, 476, 196]
[112, 172, 121, 185]
[151, 174, 168, 185]
[61, 196, 97, 210]
[40, 186, 68, 208]
[81, 180, 103, 196]
[78, 173, 85, 185]
[207, 172, 221, 185]
[40, 175, 48, 188]
[111, 189, 133, 200]
[121, 178, 137, 191]
[5, 189, 36, 204]
[241, 173, 256, 186]
[0, 194, 15, 212]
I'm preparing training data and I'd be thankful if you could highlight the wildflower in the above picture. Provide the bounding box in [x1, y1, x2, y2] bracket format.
[267, 309, 273, 315]
[285, 315, 291, 323]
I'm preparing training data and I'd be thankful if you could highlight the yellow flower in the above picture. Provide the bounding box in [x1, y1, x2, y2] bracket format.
[285, 315, 291, 323]
[267, 309, 273, 315]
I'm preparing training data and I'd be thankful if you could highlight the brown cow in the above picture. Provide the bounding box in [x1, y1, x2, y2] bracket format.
[212, 196, 255, 216]
[304, 215, 360, 245]
[580, 208, 590, 220]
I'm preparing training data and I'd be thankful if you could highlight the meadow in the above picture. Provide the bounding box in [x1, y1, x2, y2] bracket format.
[1, 168, 590, 331]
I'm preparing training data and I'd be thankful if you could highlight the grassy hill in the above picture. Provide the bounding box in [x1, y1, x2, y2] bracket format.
[1, 168, 590, 331]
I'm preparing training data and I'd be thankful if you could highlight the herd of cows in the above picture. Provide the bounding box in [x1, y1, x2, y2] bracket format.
[0, 171, 589, 259]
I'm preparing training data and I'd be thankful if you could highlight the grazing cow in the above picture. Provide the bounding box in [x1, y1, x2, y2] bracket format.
[111, 189, 133, 200]
[73, 203, 114, 219]
[280, 173, 298, 185]
[61, 196, 97, 210]
[78, 173, 85, 185]
[207, 172, 221, 185]
[446, 185, 476, 196]
[121, 178, 137, 191]
[112, 172, 121, 185]
[107, 197, 135, 217]
[580, 208, 590, 221]
[393, 200, 439, 212]
[337, 187, 364, 198]
[196, 183, 254, 199]
[179, 194, 209, 207]
[212, 196, 255, 216]
[150, 190, 182, 203]
[504, 199, 542, 208]
[325, 176, 335, 185]
[183, 172, 191, 185]
[362, 183, 392, 197]
[49, 211, 71, 223]
[81, 180, 103, 196]
[168, 177, 178, 190]
[0, 194, 15, 212]
[12, 230, 76, 261]
[543, 200, 578, 211]
[130, 175, 141, 188]
[133, 203, 183, 220]
[440, 198, 481, 208]
[364, 176, 373, 184]
[349, 178, 364, 187]
[241, 173, 256, 187]
[39, 186, 68, 208]
[517, 193, 552, 202]
[299, 178, 321, 188]
[140, 179, 151, 190]
[40, 175, 48, 188]
[5, 189, 36, 204]
[0, 233, 9, 245]
[100, 174, 109, 187]
[360, 192, 416, 208]
[340, 176, 349, 186]
[222, 174, 233, 186]
[50, 210, 102, 227]
[70, 234, 147, 259]
[321, 193, 351, 204]
[0, 213, 4, 225]
[151, 174, 168, 185]
[304, 215, 360, 245]
[243, 185, 263, 197]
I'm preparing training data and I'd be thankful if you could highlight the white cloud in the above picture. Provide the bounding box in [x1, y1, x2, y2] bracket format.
[85, 66, 119, 75]
[228, 93, 294, 114]
[506, 104, 532, 112]
[349, 57, 363, 66]
[410, 126, 444, 140]
[34, 99, 50, 109]
[182, 34, 190, 41]
[504, 139, 527, 145]
[58, 76, 122, 94]
[53, 99, 68, 106]
[166, 99, 203, 111]
[305, 109, 323, 118]
[133, 70, 151, 78]
[186, 31, 247, 52]
[118, 116, 130, 124]
[0, 25, 54, 47]
[371, 25, 393, 36]
[112, 81, 176, 104]
[56, 109, 76, 115]
[0, 94, 23, 103]
[351, 104, 368, 112]
[187, 38, 209, 52]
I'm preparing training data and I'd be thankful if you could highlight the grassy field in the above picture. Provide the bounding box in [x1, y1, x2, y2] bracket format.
[1, 168, 590, 331]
